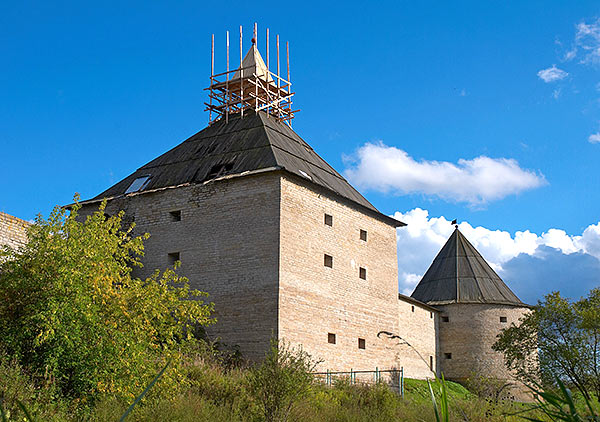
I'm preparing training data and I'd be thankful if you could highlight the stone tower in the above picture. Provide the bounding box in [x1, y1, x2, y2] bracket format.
[78, 32, 408, 372]
[411, 227, 531, 384]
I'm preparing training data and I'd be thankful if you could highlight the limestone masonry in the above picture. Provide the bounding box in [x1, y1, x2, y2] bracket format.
[0, 212, 30, 250]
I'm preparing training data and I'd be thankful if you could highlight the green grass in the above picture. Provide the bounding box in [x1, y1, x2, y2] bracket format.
[0, 356, 579, 422]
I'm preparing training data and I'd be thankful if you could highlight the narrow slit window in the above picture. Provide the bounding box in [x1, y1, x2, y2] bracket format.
[500, 316, 507, 323]
[125, 175, 151, 193]
[324, 254, 333, 268]
[169, 210, 182, 222]
[411, 305, 415, 313]
[168, 252, 180, 266]
[359, 267, 367, 280]
[444, 353, 452, 360]
[430, 312, 433, 319]
[429, 356, 434, 371]
[328, 333, 336, 344]
[324, 213, 333, 226]
[358, 338, 366, 349]
[360, 229, 368, 241]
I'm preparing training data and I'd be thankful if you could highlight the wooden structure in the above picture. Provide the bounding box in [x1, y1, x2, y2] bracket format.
[205, 23, 297, 127]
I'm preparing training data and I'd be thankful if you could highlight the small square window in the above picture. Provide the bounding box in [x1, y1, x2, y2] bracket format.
[324, 214, 333, 226]
[360, 229, 368, 241]
[442, 316, 449, 322]
[168, 252, 180, 266]
[444, 353, 452, 360]
[358, 338, 366, 349]
[324, 254, 333, 268]
[411, 305, 415, 313]
[500, 316, 507, 323]
[359, 267, 367, 280]
[169, 210, 182, 222]
[328, 333, 336, 344]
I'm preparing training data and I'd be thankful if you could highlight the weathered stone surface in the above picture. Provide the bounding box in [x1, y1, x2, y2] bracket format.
[0, 212, 30, 250]
[437, 303, 530, 381]
[80, 172, 440, 378]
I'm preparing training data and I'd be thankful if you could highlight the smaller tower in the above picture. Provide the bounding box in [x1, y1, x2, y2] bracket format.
[411, 227, 531, 388]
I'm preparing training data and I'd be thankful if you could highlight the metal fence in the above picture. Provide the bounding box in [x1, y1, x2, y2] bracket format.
[311, 367, 405, 397]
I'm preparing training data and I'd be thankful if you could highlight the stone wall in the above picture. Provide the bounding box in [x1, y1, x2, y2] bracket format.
[81, 171, 438, 376]
[278, 175, 403, 373]
[0, 212, 30, 250]
[437, 303, 530, 381]
[397, 296, 439, 379]
[81, 173, 282, 360]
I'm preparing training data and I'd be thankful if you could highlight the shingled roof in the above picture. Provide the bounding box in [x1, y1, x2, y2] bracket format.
[87, 111, 404, 227]
[410, 228, 525, 306]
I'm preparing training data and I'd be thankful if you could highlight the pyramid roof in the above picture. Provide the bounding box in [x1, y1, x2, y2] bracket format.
[84, 111, 403, 228]
[411, 228, 525, 306]
[231, 45, 274, 83]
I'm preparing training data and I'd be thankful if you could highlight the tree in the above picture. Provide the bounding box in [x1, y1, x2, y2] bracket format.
[493, 289, 600, 400]
[0, 198, 214, 400]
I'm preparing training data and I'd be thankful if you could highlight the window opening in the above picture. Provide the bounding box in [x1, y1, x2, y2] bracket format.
[359, 267, 367, 280]
[500, 316, 507, 323]
[324, 214, 333, 226]
[125, 175, 151, 193]
[324, 254, 333, 268]
[360, 229, 368, 241]
[358, 338, 366, 349]
[328, 333, 336, 344]
[444, 353, 452, 360]
[169, 210, 182, 222]
[168, 252, 180, 266]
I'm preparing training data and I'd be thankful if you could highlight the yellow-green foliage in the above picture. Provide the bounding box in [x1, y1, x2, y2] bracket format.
[0, 199, 214, 402]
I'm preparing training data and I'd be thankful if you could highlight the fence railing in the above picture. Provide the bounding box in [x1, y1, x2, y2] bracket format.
[311, 367, 405, 397]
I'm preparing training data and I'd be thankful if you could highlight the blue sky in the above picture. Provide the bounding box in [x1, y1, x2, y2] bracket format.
[2, 1, 599, 302]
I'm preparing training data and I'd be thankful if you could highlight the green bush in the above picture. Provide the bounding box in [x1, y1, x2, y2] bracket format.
[248, 339, 317, 422]
[0, 199, 214, 402]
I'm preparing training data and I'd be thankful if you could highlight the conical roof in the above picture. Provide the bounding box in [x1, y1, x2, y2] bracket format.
[411, 228, 524, 306]
[84, 111, 403, 227]
[231, 45, 274, 83]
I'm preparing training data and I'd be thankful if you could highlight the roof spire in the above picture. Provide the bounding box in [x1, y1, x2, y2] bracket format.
[205, 23, 297, 127]
[411, 229, 525, 306]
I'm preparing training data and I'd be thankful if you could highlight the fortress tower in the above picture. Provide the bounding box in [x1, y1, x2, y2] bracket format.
[76, 26, 433, 373]
[411, 227, 531, 384]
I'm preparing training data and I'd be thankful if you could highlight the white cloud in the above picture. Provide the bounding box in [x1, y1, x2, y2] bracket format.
[588, 133, 600, 143]
[393, 208, 600, 303]
[574, 19, 600, 65]
[537, 65, 569, 83]
[344, 142, 546, 205]
[552, 88, 561, 99]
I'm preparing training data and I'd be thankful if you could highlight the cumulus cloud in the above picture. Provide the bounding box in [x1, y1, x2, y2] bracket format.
[589, 133, 600, 143]
[537, 65, 569, 83]
[343, 142, 546, 205]
[393, 208, 600, 304]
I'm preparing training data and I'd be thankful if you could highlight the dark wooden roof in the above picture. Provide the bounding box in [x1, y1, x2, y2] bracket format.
[410, 228, 525, 306]
[88, 111, 404, 227]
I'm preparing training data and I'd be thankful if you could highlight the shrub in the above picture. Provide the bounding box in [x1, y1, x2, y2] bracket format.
[248, 339, 317, 422]
[0, 199, 214, 401]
